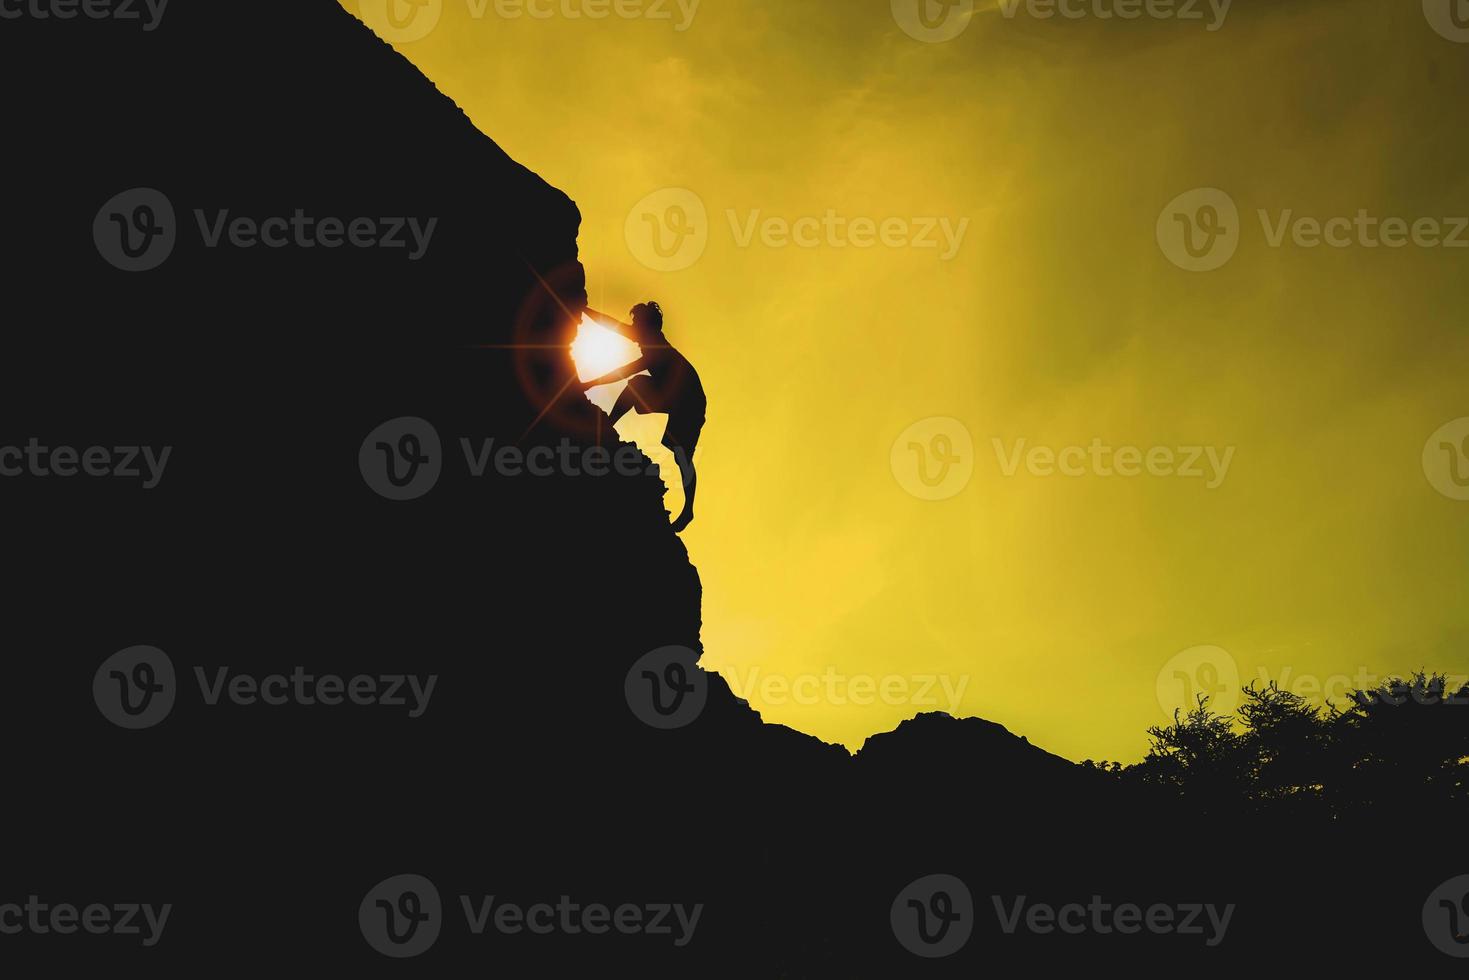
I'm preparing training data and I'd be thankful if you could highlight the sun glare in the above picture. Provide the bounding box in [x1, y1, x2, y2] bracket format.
[570, 314, 641, 384]
[567, 312, 680, 516]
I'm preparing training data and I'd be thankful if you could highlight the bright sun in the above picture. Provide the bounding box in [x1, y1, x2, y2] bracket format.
[569, 314, 641, 384]
[567, 312, 680, 517]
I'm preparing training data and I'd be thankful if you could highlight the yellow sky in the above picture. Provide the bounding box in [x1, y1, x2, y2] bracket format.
[345, 0, 1469, 761]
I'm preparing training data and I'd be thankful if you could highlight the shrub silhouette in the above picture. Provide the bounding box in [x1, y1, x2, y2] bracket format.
[1103, 672, 1469, 820]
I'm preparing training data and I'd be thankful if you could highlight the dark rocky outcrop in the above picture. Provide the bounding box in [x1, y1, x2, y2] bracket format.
[1, 4, 1458, 973]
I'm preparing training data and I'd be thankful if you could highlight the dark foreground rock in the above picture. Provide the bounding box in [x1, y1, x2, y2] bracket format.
[1, 4, 1461, 973]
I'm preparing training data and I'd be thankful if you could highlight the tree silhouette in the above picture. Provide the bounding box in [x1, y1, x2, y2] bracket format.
[1107, 672, 1469, 820]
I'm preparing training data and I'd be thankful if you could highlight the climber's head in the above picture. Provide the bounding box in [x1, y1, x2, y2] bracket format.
[630, 301, 664, 341]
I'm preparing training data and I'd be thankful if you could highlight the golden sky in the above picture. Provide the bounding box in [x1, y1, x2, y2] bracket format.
[345, 0, 1469, 761]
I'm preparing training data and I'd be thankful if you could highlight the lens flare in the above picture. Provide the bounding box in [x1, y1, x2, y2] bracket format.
[570, 314, 641, 384]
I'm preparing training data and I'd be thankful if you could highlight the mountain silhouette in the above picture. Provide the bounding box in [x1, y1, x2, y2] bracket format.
[1, 2, 1463, 973]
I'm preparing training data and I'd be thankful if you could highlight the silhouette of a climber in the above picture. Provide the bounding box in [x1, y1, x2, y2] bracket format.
[582, 302, 705, 532]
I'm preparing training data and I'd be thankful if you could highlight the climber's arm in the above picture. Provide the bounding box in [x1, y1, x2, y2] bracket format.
[581, 356, 650, 389]
[584, 308, 637, 339]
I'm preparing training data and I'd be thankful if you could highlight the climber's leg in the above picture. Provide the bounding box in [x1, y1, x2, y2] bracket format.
[607, 382, 641, 426]
[666, 430, 698, 532]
